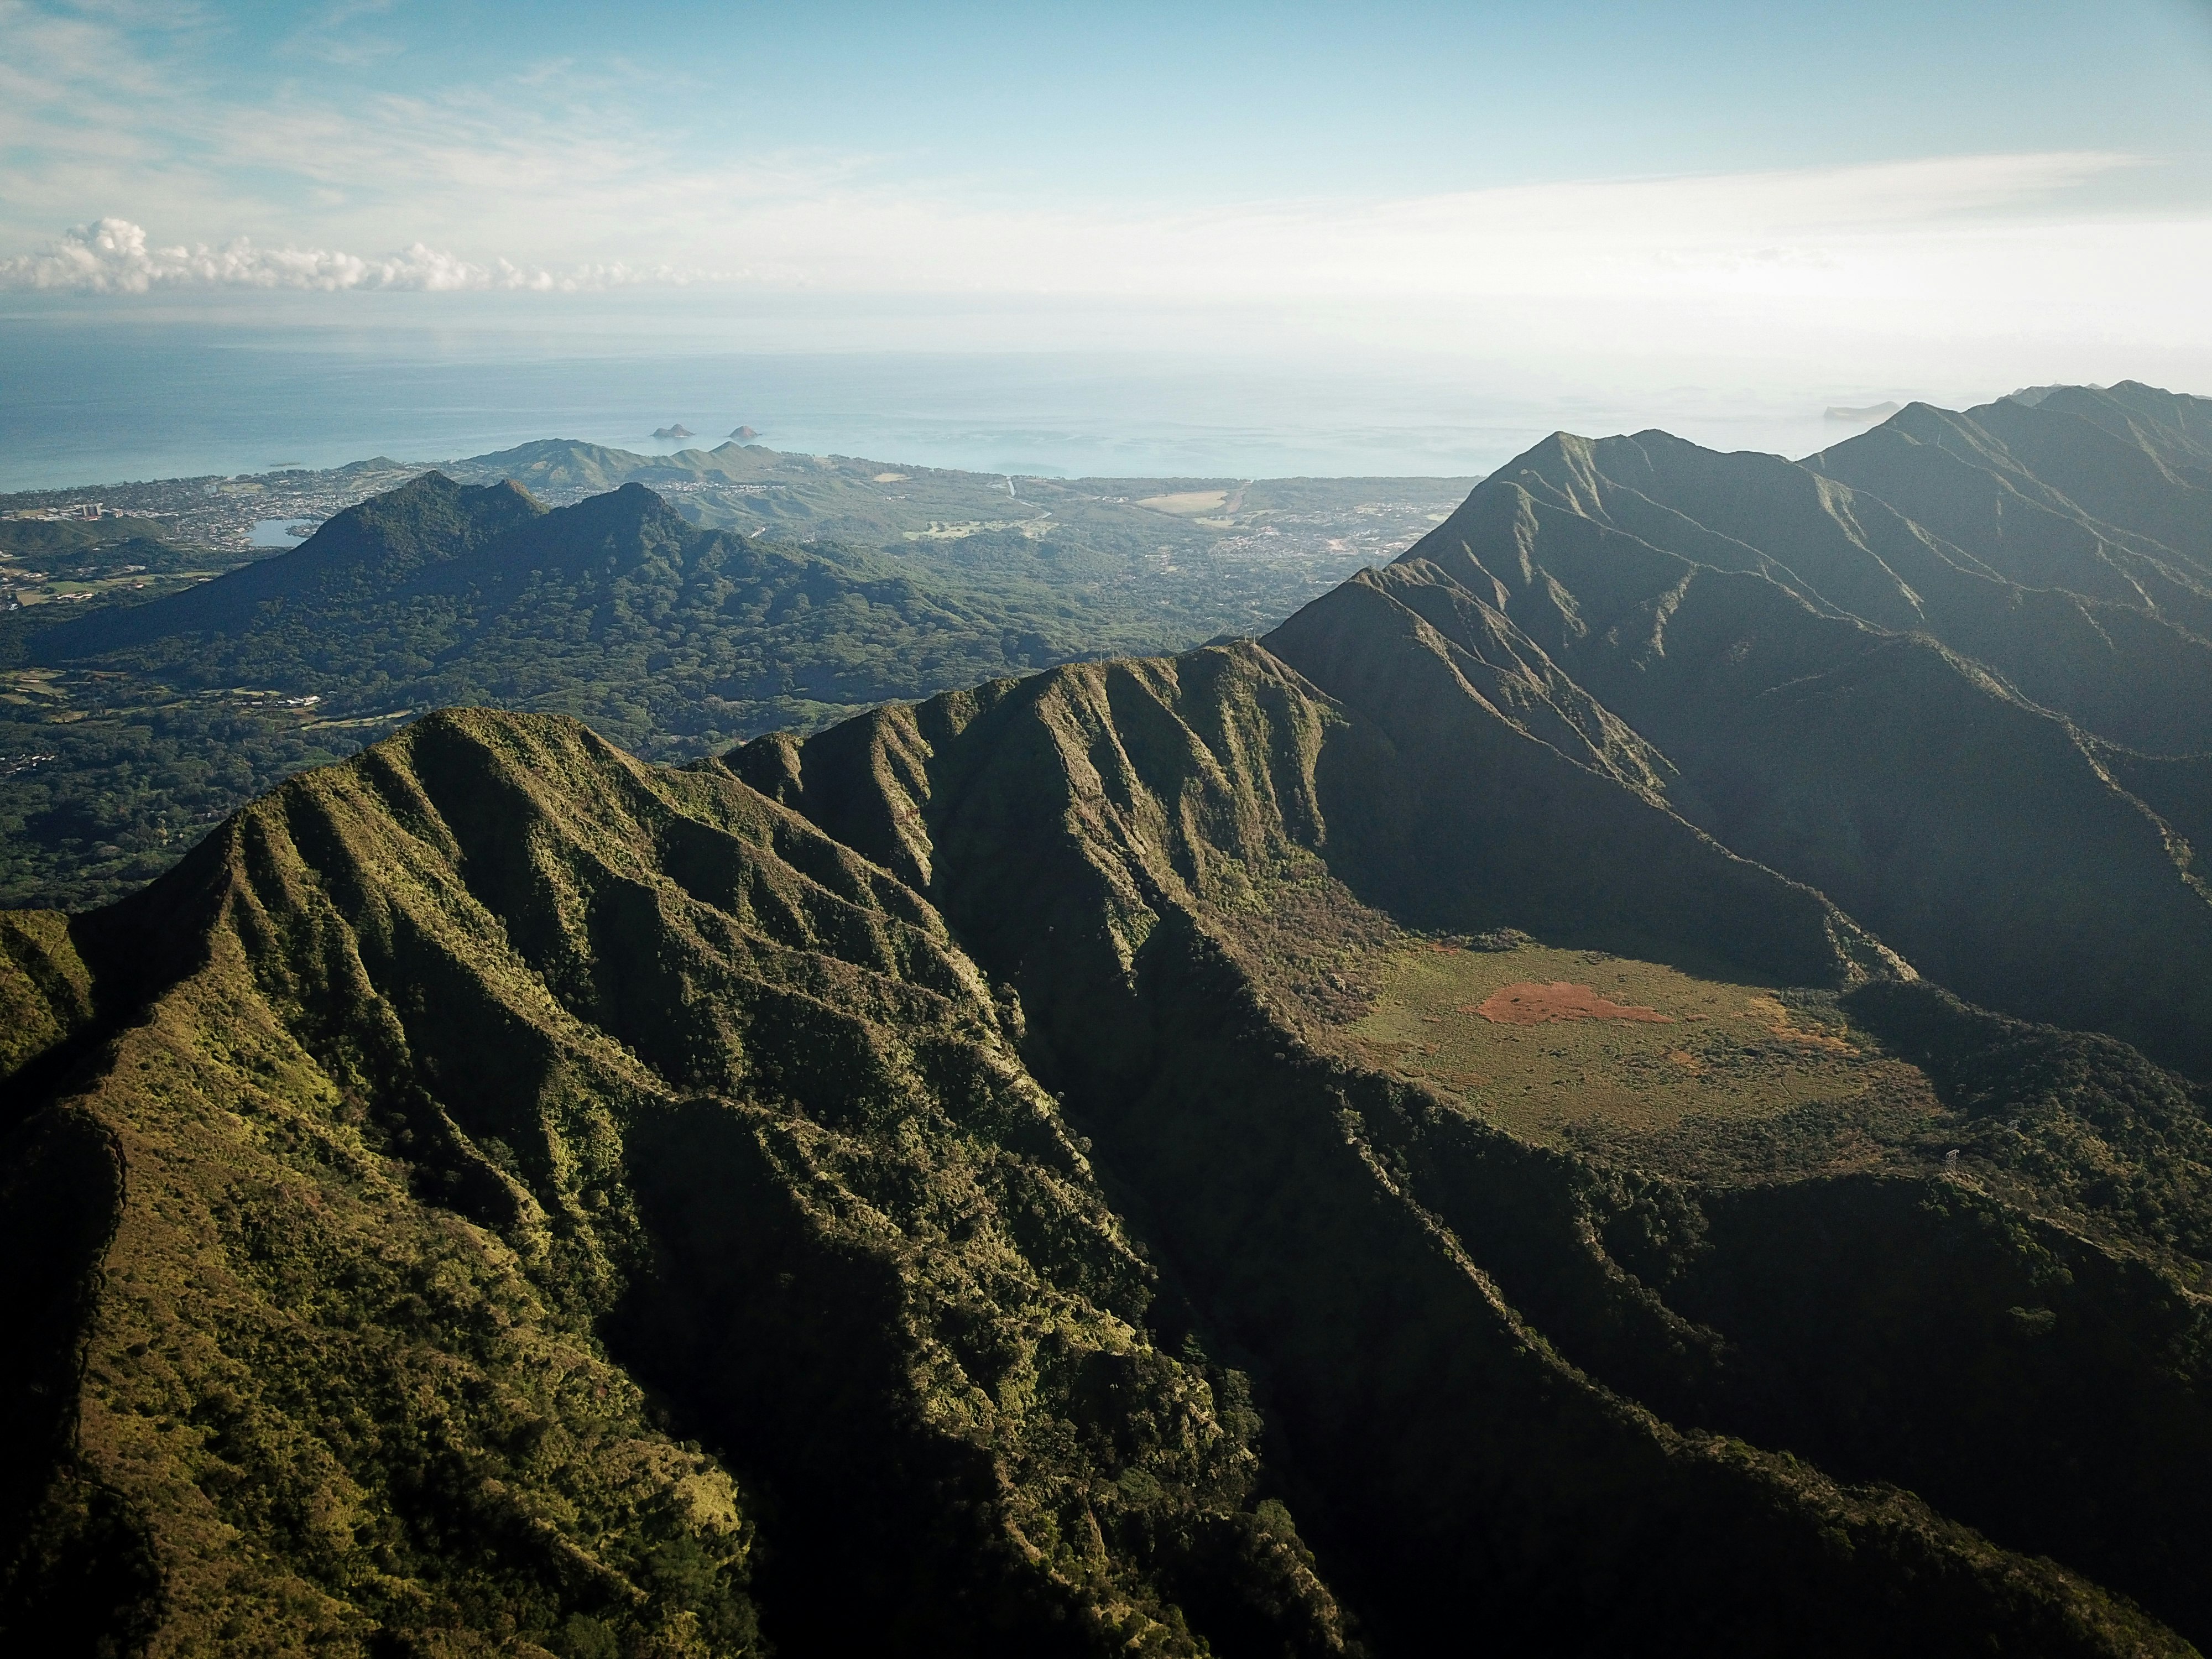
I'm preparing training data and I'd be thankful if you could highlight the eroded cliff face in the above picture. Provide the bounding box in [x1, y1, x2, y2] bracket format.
[1378, 410, 2212, 1078]
[7, 635, 2211, 1657]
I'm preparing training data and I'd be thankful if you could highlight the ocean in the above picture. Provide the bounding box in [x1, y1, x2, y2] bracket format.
[0, 305, 1896, 491]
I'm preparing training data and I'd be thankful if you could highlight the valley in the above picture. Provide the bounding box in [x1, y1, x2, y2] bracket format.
[1340, 938, 1930, 1151]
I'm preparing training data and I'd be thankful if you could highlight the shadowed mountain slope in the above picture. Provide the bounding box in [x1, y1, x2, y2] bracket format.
[0, 709, 1350, 1657]
[731, 648, 2212, 1655]
[1446, 424, 2212, 757]
[1964, 388, 2212, 568]
[729, 640, 1887, 999]
[1806, 399, 2212, 639]
[4, 660, 2209, 1650]
[1379, 419, 2212, 1076]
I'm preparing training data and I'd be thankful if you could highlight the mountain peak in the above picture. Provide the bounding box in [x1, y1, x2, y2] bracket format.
[536, 478, 688, 539]
[17, 390, 2212, 1655]
[27, 468, 546, 663]
[307, 468, 544, 559]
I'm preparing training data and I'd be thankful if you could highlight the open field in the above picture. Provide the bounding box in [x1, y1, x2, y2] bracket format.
[1345, 940, 1938, 1147]
[1135, 488, 1231, 515]
[900, 517, 1052, 540]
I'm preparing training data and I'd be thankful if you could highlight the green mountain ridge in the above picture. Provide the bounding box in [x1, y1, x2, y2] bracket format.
[27, 477, 1042, 732]
[1804, 400, 2212, 638]
[727, 641, 2212, 1650]
[9, 384, 2212, 1653]
[1, 709, 1355, 1657]
[9, 667, 2211, 1651]
[1376, 389, 2212, 1074]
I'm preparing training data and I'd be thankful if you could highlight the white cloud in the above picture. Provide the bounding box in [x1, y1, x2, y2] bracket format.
[0, 216, 717, 293]
[8, 148, 2203, 354]
[711, 150, 2147, 300]
[2, 0, 2192, 339]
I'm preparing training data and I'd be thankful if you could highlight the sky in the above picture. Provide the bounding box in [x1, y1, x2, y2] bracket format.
[2, 0, 2211, 399]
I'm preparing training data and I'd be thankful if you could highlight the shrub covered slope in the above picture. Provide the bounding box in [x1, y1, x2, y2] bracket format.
[2, 711, 1349, 1657]
[8, 384, 2212, 1654]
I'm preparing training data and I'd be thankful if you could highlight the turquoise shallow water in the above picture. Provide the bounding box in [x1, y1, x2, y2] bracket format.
[0, 309, 1857, 490]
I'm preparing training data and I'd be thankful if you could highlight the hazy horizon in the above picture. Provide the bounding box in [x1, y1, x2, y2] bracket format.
[9, 290, 2209, 493]
[4, 0, 2210, 458]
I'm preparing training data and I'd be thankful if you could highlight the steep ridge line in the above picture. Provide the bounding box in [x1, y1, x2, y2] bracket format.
[1369, 403, 2212, 1076]
[732, 646, 2209, 1654]
[2, 674, 2204, 1651]
[1, 709, 1354, 1657]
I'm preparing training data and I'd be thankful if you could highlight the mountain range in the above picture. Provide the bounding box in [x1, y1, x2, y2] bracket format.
[0, 446, 1464, 911]
[7, 382, 2212, 1655]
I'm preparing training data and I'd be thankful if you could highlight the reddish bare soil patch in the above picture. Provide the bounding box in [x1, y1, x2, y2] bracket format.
[1468, 982, 1675, 1025]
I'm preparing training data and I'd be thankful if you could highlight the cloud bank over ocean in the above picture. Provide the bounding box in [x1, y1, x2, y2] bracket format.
[0, 218, 701, 294]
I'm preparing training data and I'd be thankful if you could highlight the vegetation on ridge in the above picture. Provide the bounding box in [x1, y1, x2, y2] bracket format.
[1351, 383, 2212, 1074]
[734, 642, 2212, 1653]
[1, 708, 1353, 1656]
[9, 385, 2212, 1653]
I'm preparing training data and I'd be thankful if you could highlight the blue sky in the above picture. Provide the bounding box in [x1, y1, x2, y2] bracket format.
[11, 1, 2208, 198]
[3, 0, 2210, 389]
[15, 1, 2212, 196]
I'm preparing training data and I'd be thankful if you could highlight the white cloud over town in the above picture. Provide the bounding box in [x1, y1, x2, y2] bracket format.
[0, 217, 701, 293]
